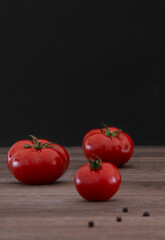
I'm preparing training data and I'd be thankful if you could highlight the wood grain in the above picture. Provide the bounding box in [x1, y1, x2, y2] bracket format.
[0, 147, 165, 240]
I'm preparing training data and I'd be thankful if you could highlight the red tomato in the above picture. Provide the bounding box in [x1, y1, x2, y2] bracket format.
[74, 155, 121, 201]
[7, 135, 70, 184]
[83, 124, 134, 167]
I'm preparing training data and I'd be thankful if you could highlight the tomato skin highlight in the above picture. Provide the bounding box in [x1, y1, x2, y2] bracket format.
[83, 127, 134, 167]
[74, 162, 121, 201]
[7, 139, 70, 184]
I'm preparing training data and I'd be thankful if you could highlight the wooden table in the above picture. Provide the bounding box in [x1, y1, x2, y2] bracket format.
[0, 147, 165, 240]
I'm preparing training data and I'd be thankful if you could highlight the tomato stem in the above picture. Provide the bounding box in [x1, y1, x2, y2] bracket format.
[24, 135, 54, 150]
[101, 122, 122, 137]
[89, 154, 102, 170]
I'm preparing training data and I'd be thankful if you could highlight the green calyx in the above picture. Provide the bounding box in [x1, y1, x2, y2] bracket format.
[90, 154, 102, 171]
[24, 135, 54, 150]
[101, 122, 122, 137]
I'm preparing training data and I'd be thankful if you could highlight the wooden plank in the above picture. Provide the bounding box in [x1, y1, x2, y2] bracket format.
[0, 147, 165, 240]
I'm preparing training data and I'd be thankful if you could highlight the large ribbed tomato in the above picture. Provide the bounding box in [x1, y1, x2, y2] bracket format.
[83, 124, 134, 167]
[7, 135, 70, 184]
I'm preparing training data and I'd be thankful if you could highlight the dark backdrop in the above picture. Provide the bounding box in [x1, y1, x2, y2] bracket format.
[0, 1, 165, 146]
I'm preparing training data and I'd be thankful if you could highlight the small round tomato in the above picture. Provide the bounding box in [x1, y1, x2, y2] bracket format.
[83, 124, 134, 167]
[74, 155, 121, 201]
[7, 135, 70, 184]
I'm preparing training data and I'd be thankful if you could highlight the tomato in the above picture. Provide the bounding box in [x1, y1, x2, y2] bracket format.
[82, 124, 134, 167]
[7, 135, 70, 184]
[74, 155, 121, 201]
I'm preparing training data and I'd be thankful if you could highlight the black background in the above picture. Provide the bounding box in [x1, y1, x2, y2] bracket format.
[0, 1, 165, 146]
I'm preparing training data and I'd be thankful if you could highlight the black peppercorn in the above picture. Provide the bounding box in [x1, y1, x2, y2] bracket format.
[123, 207, 128, 212]
[143, 211, 150, 217]
[88, 221, 94, 227]
[116, 216, 122, 222]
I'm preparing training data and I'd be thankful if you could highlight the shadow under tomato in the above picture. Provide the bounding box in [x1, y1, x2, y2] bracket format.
[119, 163, 134, 169]
[5, 179, 69, 186]
[74, 198, 119, 204]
